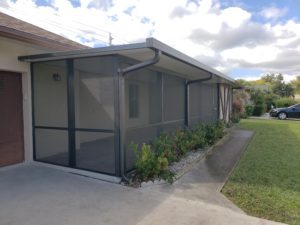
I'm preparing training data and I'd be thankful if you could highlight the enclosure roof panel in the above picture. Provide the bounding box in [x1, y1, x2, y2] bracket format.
[19, 38, 235, 85]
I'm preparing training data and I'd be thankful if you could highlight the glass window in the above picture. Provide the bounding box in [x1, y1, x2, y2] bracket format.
[294, 104, 300, 109]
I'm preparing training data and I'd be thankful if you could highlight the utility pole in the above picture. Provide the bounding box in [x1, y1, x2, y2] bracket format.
[109, 32, 113, 46]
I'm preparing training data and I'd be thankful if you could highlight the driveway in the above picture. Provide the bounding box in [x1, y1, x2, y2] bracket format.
[0, 129, 286, 225]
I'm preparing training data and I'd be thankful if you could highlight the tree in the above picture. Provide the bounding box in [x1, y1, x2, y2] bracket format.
[260, 73, 295, 97]
[261, 73, 277, 83]
[272, 81, 294, 97]
[235, 79, 253, 87]
[290, 75, 300, 93]
[234, 73, 295, 116]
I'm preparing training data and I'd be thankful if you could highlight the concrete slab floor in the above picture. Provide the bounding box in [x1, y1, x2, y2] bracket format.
[0, 129, 286, 225]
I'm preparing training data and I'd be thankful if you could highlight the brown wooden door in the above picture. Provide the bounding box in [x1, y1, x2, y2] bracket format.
[0, 71, 24, 167]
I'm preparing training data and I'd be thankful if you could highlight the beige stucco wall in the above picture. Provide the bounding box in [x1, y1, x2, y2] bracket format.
[0, 36, 58, 163]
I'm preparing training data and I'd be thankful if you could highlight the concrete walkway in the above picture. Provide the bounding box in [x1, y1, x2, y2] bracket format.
[0, 128, 286, 225]
[142, 128, 254, 213]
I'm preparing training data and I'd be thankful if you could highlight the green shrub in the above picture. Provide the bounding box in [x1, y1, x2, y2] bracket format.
[131, 120, 226, 185]
[215, 120, 225, 139]
[264, 93, 280, 111]
[232, 98, 244, 121]
[244, 104, 254, 117]
[204, 120, 225, 145]
[231, 114, 240, 123]
[152, 133, 176, 163]
[173, 129, 192, 158]
[251, 90, 264, 104]
[132, 143, 158, 182]
[275, 98, 298, 108]
[131, 143, 175, 184]
[190, 124, 207, 149]
[252, 104, 266, 116]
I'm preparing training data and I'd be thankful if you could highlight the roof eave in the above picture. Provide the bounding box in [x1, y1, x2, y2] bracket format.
[18, 42, 149, 62]
[145, 38, 236, 85]
[18, 37, 236, 85]
[0, 25, 87, 51]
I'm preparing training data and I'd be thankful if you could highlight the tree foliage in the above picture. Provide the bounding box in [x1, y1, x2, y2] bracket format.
[290, 75, 300, 93]
[272, 82, 294, 97]
[261, 73, 283, 84]
[234, 73, 296, 118]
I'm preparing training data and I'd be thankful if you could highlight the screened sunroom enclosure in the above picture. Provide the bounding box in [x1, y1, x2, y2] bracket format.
[32, 57, 116, 174]
[21, 38, 235, 178]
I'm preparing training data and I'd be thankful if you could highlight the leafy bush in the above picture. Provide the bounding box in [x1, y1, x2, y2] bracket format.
[214, 120, 225, 139]
[232, 99, 244, 118]
[231, 114, 241, 123]
[131, 120, 226, 185]
[248, 89, 282, 116]
[264, 93, 280, 111]
[131, 143, 175, 184]
[252, 104, 266, 116]
[244, 104, 254, 117]
[173, 129, 193, 158]
[275, 98, 298, 108]
[152, 133, 176, 163]
[205, 120, 225, 145]
[190, 124, 207, 149]
[251, 89, 265, 105]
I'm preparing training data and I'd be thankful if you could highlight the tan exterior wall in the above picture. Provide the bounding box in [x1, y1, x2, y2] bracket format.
[0, 36, 58, 163]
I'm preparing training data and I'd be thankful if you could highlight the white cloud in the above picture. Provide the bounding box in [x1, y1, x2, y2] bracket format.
[221, 46, 280, 64]
[283, 74, 297, 83]
[220, 7, 251, 28]
[0, 0, 300, 81]
[260, 6, 288, 20]
[235, 76, 262, 81]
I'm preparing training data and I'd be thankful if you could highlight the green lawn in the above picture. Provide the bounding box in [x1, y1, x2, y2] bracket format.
[222, 119, 300, 225]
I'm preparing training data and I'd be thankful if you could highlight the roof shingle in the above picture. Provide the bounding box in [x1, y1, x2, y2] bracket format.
[0, 12, 88, 51]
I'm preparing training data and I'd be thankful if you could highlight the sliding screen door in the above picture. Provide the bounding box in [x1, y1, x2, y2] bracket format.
[33, 57, 116, 175]
[33, 60, 69, 166]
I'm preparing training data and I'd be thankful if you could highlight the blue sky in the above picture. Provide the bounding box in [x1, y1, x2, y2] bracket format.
[1, 0, 300, 82]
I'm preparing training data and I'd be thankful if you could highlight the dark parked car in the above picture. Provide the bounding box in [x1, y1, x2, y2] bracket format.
[270, 103, 300, 119]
